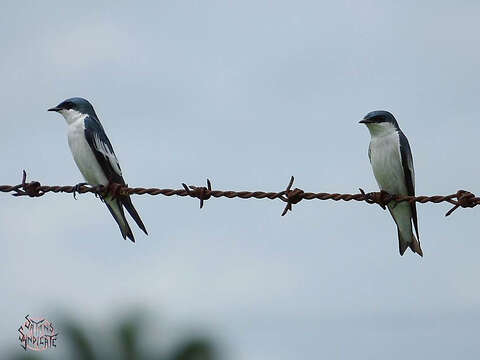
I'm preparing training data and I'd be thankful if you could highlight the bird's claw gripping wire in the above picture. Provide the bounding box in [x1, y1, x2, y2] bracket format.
[280, 176, 305, 216]
[103, 182, 127, 200]
[378, 190, 395, 209]
[182, 179, 212, 209]
[72, 182, 88, 200]
[359, 188, 394, 210]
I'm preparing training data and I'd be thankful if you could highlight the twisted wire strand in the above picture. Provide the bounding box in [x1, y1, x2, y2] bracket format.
[1, 171, 478, 217]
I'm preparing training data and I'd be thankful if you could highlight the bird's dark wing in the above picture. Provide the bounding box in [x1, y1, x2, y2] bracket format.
[84, 116, 147, 237]
[84, 116, 125, 185]
[399, 130, 419, 239]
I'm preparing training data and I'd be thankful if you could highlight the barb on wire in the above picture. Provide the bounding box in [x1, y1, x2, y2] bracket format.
[280, 176, 304, 216]
[182, 179, 212, 209]
[1, 170, 480, 217]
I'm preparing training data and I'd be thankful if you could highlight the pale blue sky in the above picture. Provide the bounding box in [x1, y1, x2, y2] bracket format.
[2, 1, 480, 359]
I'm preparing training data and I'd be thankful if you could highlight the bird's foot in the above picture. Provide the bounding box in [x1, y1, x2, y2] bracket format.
[378, 190, 395, 210]
[104, 182, 125, 200]
[359, 188, 393, 210]
[72, 182, 88, 200]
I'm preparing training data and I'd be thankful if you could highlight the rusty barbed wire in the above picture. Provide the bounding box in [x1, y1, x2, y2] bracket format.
[1, 170, 479, 217]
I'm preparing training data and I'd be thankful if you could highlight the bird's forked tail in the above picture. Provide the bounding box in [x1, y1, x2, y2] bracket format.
[398, 229, 423, 257]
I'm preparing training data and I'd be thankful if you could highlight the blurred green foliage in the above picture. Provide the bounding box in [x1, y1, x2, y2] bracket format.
[10, 312, 218, 360]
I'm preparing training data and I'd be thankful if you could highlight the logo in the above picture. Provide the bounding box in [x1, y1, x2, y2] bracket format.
[18, 315, 58, 351]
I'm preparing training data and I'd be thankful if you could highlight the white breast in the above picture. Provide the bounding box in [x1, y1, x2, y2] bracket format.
[369, 132, 407, 195]
[67, 117, 109, 186]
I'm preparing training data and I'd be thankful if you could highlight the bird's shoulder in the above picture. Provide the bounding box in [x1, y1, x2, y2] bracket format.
[84, 116, 115, 151]
[83, 115, 124, 181]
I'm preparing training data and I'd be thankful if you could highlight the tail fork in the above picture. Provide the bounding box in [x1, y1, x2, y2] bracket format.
[398, 229, 423, 257]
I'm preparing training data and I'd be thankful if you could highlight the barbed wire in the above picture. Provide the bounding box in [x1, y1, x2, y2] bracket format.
[0, 170, 478, 217]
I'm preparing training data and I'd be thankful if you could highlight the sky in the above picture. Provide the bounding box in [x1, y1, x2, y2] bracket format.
[2, 0, 480, 359]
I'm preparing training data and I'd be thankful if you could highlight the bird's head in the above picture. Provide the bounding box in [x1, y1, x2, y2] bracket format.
[359, 110, 399, 136]
[48, 97, 97, 124]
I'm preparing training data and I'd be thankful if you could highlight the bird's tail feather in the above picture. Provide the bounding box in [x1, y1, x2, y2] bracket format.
[105, 197, 135, 242]
[409, 234, 423, 257]
[398, 229, 423, 257]
[122, 196, 148, 235]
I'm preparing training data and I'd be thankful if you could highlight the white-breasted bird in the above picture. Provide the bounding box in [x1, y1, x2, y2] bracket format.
[48, 97, 147, 242]
[360, 110, 423, 256]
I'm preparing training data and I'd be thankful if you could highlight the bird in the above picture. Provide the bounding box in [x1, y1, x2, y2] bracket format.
[359, 110, 423, 256]
[48, 97, 147, 242]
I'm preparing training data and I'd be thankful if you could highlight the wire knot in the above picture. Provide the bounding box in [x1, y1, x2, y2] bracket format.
[12, 170, 45, 197]
[281, 176, 305, 216]
[445, 190, 478, 216]
[457, 190, 476, 207]
[182, 179, 212, 209]
[22, 181, 43, 197]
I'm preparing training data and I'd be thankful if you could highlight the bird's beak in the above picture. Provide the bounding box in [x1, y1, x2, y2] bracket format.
[359, 119, 369, 124]
[48, 106, 61, 112]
